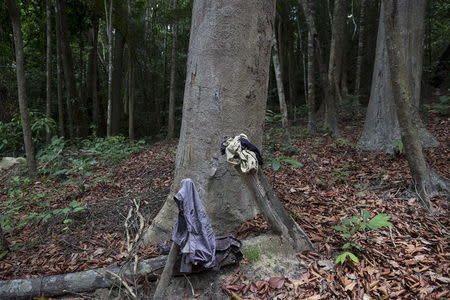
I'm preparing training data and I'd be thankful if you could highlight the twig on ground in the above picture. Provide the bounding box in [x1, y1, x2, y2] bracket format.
[106, 270, 137, 299]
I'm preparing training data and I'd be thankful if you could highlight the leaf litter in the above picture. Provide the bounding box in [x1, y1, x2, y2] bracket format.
[0, 112, 448, 299]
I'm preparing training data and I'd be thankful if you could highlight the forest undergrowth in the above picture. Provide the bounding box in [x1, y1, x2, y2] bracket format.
[0, 108, 448, 300]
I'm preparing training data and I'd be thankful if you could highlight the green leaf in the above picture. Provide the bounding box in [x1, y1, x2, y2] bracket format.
[335, 252, 360, 264]
[73, 207, 85, 212]
[0, 251, 8, 260]
[271, 161, 282, 171]
[63, 219, 73, 224]
[367, 214, 393, 230]
[348, 252, 360, 263]
[332, 225, 347, 232]
[342, 242, 352, 249]
[69, 201, 81, 208]
[342, 233, 352, 239]
[362, 210, 369, 222]
[281, 158, 303, 167]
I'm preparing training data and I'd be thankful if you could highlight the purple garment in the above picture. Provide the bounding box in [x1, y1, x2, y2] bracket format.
[171, 179, 216, 273]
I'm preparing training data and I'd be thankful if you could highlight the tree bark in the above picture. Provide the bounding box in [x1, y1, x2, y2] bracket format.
[354, 0, 367, 96]
[328, 0, 346, 105]
[45, 0, 52, 142]
[127, 0, 134, 140]
[55, 1, 65, 137]
[307, 31, 316, 133]
[56, 0, 76, 138]
[383, 0, 449, 208]
[86, 18, 99, 135]
[105, 0, 113, 136]
[5, 0, 37, 175]
[358, 0, 438, 153]
[110, 31, 125, 136]
[299, 0, 335, 135]
[272, 35, 289, 131]
[143, 0, 312, 252]
[166, 0, 178, 140]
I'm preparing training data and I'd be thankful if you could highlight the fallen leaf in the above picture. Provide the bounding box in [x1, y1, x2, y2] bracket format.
[268, 277, 285, 289]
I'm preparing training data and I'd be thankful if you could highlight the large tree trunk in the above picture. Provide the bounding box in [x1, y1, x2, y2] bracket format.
[45, 0, 52, 142]
[143, 0, 312, 252]
[110, 32, 125, 136]
[383, 0, 449, 208]
[6, 0, 37, 175]
[166, 0, 178, 140]
[55, 2, 65, 137]
[358, 0, 438, 153]
[56, 0, 76, 138]
[354, 0, 367, 96]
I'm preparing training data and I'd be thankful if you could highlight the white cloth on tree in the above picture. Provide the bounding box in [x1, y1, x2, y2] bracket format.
[222, 133, 258, 173]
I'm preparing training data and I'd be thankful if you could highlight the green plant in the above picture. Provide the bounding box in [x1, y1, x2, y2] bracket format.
[0, 112, 56, 157]
[332, 138, 352, 147]
[391, 140, 404, 154]
[331, 168, 351, 183]
[281, 142, 299, 155]
[424, 95, 450, 115]
[243, 246, 260, 263]
[293, 104, 309, 118]
[265, 109, 282, 125]
[269, 156, 303, 171]
[333, 211, 393, 264]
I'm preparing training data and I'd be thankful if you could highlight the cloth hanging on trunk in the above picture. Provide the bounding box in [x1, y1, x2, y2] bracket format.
[220, 133, 262, 173]
[171, 178, 216, 273]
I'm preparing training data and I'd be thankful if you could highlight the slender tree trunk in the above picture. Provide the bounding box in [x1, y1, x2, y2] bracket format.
[128, 58, 134, 140]
[299, 0, 335, 135]
[288, 40, 296, 120]
[358, 0, 438, 153]
[127, 0, 134, 140]
[354, 0, 367, 96]
[86, 18, 99, 135]
[383, 0, 449, 208]
[296, 17, 308, 121]
[167, 0, 178, 140]
[56, 0, 75, 138]
[272, 35, 289, 131]
[307, 31, 316, 133]
[328, 0, 346, 105]
[110, 32, 125, 136]
[45, 0, 52, 142]
[5, 0, 37, 175]
[105, 0, 113, 136]
[144, 0, 312, 253]
[55, 2, 65, 137]
[78, 36, 88, 137]
[325, 0, 346, 135]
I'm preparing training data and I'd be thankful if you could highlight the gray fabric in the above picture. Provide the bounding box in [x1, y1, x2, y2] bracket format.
[171, 178, 216, 273]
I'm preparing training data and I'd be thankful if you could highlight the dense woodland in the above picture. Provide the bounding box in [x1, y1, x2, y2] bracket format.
[0, 0, 449, 299]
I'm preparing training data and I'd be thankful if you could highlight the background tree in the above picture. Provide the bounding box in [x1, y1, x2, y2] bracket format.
[5, 0, 37, 175]
[383, 0, 449, 208]
[358, 0, 438, 153]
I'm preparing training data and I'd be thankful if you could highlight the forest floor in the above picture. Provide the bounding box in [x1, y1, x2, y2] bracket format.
[0, 105, 449, 299]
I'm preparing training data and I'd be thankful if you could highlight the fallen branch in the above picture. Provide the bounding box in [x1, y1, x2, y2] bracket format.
[0, 256, 167, 300]
[0, 250, 240, 299]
